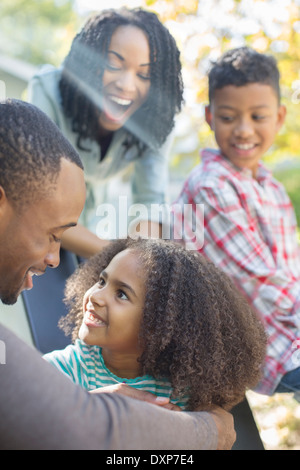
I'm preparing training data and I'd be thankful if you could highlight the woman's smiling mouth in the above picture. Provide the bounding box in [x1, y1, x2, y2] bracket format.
[102, 94, 134, 123]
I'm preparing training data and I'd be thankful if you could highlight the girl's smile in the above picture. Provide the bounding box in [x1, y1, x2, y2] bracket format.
[83, 309, 107, 328]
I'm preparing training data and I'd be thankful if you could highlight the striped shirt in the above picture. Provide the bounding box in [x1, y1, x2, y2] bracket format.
[44, 339, 190, 410]
[172, 148, 300, 396]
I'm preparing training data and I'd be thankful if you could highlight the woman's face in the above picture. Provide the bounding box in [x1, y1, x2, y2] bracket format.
[98, 25, 151, 133]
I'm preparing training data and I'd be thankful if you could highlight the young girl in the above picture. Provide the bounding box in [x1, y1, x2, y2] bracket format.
[44, 238, 266, 411]
[28, 8, 184, 257]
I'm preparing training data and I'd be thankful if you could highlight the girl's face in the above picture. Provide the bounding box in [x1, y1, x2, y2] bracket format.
[98, 25, 151, 133]
[79, 249, 146, 356]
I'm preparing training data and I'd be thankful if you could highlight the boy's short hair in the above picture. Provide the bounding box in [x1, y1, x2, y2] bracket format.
[208, 46, 281, 103]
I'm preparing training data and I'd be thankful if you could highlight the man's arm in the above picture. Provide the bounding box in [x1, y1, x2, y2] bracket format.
[90, 384, 235, 449]
[0, 325, 234, 450]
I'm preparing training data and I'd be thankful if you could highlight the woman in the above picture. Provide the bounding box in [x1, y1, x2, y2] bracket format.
[28, 8, 184, 257]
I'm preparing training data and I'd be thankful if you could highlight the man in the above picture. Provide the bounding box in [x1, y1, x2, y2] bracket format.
[0, 100, 86, 305]
[0, 99, 235, 450]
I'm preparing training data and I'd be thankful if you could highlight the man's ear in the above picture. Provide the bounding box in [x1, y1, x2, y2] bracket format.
[0, 186, 8, 213]
[205, 105, 214, 130]
[0, 186, 5, 202]
[0, 186, 14, 227]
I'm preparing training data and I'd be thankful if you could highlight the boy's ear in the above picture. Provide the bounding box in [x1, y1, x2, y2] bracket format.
[205, 105, 214, 130]
[276, 104, 287, 131]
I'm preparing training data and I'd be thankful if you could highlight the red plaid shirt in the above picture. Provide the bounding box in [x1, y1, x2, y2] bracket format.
[172, 148, 300, 395]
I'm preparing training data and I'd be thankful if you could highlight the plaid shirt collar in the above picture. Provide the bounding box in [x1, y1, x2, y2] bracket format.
[201, 148, 273, 186]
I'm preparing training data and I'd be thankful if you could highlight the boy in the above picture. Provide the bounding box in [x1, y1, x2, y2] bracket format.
[172, 47, 300, 399]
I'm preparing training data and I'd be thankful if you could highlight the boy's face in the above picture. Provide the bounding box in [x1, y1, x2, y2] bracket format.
[205, 83, 286, 177]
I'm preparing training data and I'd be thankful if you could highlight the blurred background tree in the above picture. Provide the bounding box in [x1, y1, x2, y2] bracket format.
[0, 0, 299, 214]
[0, 0, 80, 65]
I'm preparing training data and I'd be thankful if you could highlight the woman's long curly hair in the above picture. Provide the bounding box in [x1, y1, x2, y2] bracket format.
[59, 8, 183, 151]
[60, 238, 267, 411]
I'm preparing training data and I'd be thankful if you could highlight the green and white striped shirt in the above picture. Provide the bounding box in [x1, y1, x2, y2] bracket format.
[44, 340, 189, 410]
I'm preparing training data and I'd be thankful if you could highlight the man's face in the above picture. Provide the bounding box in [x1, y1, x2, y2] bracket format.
[0, 159, 85, 305]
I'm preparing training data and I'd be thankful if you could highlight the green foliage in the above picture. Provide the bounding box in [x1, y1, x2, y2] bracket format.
[273, 164, 300, 225]
[0, 0, 80, 65]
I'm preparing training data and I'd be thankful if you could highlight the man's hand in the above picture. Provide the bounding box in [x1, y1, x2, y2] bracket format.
[209, 406, 236, 450]
[89, 383, 182, 411]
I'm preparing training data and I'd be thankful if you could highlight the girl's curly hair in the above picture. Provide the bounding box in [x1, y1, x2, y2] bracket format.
[60, 238, 267, 411]
[59, 7, 183, 151]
